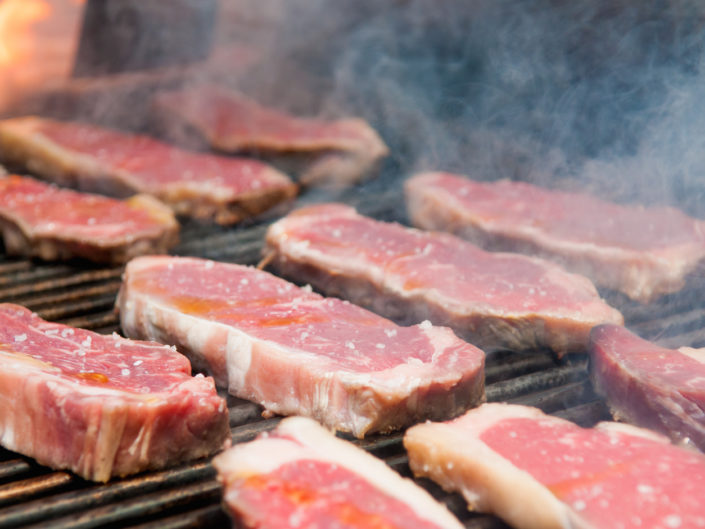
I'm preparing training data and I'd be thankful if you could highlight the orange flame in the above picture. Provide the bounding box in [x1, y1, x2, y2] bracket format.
[0, 0, 84, 112]
[0, 0, 52, 67]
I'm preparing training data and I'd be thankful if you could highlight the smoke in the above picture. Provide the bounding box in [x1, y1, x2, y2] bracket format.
[237, 0, 705, 214]
[8, 0, 705, 215]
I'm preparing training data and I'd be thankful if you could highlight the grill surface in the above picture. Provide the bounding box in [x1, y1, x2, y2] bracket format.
[1, 177, 703, 529]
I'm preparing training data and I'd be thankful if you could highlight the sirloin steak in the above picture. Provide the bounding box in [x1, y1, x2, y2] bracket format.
[0, 174, 178, 263]
[405, 403, 705, 529]
[0, 303, 229, 482]
[264, 203, 623, 354]
[116, 255, 485, 438]
[406, 172, 705, 303]
[0, 116, 297, 225]
[589, 324, 705, 452]
[152, 84, 389, 186]
[213, 416, 465, 529]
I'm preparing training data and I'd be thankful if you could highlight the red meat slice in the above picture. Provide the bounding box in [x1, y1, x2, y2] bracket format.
[589, 324, 705, 451]
[264, 203, 623, 354]
[116, 256, 485, 437]
[406, 172, 705, 303]
[0, 116, 297, 225]
[213, 416, 465, 529]
[0, 303, 229, 482]
[405, 403, 705, 529]
[152, 84, 389, 186]
[0, 174, 178, 263]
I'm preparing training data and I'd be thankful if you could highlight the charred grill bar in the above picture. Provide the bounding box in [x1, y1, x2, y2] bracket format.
[0, 185, 703, 528]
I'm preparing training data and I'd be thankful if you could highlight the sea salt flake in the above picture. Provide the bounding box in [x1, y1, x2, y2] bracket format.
[664, 515, 682, 528]
[384, 329, 397, 338]
[14, 333, 27, 342]
[419, 320, 432, 330]
[121, 368, 130, 376]
[637, 484, 655, 495]
[345, 341, 356, 350]
[133, 360, 143, 366]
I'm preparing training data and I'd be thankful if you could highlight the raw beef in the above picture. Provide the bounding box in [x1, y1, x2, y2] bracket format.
[213, 416, 465, 529]
[264, 203, 623, 354]
[0, 303, 229, 482]
[406, 172, 705, 303]
[152, 84, 389, 186]
[116, 255, 485, 437]
[0, 116, 297, 225]
[0, 174, 178, 263]
[404, 402, 705, 529]
[589, 324, 705, 452]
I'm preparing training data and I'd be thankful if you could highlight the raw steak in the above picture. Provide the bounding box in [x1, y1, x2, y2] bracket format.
[0, 116, 297, 225]
[589, 324, 705, 452]
[264, 203, 623, 354]
[116, 255, 485, 438]
[213, 416, 465, 529]
[0, 174, 178, 263]
[405, 403, 705, 529]
[406, 172, 705, 303]
[0, 303, 229, 482]
[152, 84, 389, 186]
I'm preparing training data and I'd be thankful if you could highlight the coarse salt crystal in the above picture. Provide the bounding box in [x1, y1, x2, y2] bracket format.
[121, 368, 130, 376]
[14, 333, 27, 342]
[664, 515, 682, 528]
[573, 500, 586, 511]
[133, 360, 143, 366]
[637, 484, 654, 495]
[419, 320, 432, 330]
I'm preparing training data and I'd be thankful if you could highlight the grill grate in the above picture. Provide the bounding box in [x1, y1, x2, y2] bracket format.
[0, 181, 703, 528]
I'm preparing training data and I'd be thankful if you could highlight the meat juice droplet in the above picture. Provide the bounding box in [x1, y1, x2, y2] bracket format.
[73, 372, 109, 383]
